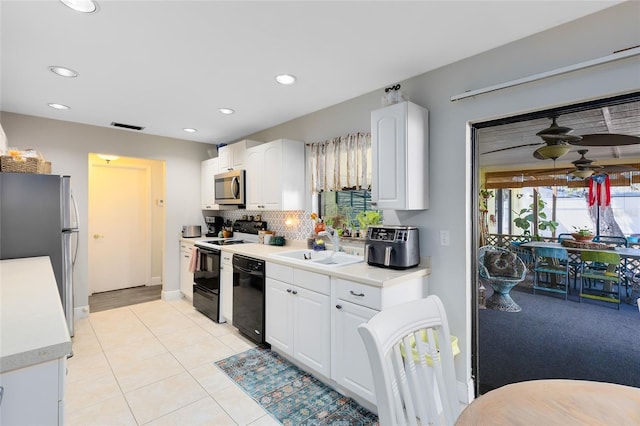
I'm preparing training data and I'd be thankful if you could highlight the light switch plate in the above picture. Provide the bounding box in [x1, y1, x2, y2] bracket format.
[440, 230, 450, 246]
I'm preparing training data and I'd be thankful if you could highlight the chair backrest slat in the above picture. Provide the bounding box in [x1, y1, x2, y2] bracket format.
[358, 296, 460, 426]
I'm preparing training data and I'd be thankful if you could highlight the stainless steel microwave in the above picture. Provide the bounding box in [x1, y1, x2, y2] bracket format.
[214, 169, 245, 205]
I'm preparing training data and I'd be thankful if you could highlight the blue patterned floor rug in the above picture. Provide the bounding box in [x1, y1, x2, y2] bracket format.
[215, 346, 379, 426]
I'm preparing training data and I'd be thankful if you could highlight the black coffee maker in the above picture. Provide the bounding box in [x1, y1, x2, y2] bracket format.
[204, 216, 224, 237]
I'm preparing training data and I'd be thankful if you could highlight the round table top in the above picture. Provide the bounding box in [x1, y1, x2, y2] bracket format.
[456, 379, 640, 425]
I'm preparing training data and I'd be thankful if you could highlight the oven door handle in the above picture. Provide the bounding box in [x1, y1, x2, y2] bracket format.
[196, 246, 219, 255]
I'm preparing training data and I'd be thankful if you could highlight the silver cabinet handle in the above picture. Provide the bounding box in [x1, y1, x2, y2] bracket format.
[286, 288, 292, 293]
[350, 290, 365, 297]
[335, 304, 342, 309]
[292, 290, 298, 295]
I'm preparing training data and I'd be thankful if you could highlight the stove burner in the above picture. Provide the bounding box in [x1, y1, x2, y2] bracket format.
[203, 238, 245, 246]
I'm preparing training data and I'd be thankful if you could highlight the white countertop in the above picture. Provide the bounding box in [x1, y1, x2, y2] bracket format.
[218, 241, 431, 288]
[1, 257, 72, 374]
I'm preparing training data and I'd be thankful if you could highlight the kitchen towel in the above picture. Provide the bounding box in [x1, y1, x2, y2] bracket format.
[188, 246, 200, 273]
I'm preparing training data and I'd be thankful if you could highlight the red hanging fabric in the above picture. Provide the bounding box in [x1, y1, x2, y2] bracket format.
[588, 175, 611, 207]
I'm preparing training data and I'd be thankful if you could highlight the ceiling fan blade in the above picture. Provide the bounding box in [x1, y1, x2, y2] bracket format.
[571, 134, 640, 146]
[539, 133, 582, 143]
[601, 164, 638, 173]
[481, 142, 543, 155]
[531, 168, 574, 175]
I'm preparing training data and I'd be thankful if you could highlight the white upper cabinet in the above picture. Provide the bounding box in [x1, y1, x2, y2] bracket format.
[245, 139, 305, 210]
[371, 101, 429, 210]
[217, 139, 262, 172]
[201, 158, 218, 210]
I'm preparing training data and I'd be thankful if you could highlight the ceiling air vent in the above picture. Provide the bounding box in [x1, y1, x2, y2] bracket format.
[110, 122, 145, 131]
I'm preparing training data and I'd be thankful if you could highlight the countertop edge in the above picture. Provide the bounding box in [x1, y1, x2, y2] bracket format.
[1, 342, 72, 374]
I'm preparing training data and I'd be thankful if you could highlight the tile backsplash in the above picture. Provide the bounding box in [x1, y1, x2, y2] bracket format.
[218, 210, 314, 241]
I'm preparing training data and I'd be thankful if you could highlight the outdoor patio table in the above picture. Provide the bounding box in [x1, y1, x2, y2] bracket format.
[456, 379, 640, 425]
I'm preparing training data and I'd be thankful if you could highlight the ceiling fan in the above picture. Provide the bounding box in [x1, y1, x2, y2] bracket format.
[534, 149, 638, 178]
[482, 116, 640, 160]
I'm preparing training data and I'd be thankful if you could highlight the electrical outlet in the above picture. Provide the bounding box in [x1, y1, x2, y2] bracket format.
[440, 230, 450, 246]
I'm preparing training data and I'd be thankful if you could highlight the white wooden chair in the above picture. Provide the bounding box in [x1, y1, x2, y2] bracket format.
[358, 295, 460, 426]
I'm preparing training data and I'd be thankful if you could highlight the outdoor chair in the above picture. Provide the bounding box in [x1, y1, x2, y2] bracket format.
[478, 245, 527, 312]
[579, 250, 623, 309]
[557, 233, 580, 288]
[358, 296, 460, 426]
[591, 235, 630, 297]
[532, 246, 570, 300]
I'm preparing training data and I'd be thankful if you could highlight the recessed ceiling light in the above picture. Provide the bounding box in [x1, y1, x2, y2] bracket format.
[48, 103, 70, 110]
[60, 0, 98, 13]
[183, 128, 197, 133]
[218, 108, 235, 115]
[49, 66, 78, 78]
[275, 74, 296, 85]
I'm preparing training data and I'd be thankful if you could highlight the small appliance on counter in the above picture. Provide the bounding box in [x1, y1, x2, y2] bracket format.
[181, 225, 202, 238]
[204, 216, 224, 237]
[233, 219, 267, 242]
[365, 225, 420, 269]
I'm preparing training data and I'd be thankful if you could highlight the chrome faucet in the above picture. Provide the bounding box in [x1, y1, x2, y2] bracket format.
[318, 226, 340, 255]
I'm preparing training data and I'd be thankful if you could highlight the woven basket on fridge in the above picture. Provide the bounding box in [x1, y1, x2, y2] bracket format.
[0, 156, 51, 174]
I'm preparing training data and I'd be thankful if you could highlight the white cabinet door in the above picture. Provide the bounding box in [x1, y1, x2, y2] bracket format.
[179, 241, 194, 300]
[265, 277, 294, 354]
[261, 142, 283, 210]
[332, 299, 378, 405]
[371, 101, 429, 210]
[220, 252, 233, 323]
[245, 147, 263, 210]
[245, 139, 305, 210]
[201, 158, 219, 210]
[293, 286, 331, 377]
[0, 358, 65, 426]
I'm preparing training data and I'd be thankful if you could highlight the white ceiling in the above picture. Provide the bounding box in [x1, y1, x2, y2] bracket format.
[0, 0, 622, 145]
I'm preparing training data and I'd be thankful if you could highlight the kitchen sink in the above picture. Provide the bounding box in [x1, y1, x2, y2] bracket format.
[273, 250, 364, 267]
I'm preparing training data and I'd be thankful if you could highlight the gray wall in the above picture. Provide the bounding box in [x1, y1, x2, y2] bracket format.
[245, 2, 640, 395]
[0, 112, 215, 312]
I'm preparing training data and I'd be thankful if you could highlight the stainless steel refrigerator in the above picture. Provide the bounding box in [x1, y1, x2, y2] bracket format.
[0, 173, 79, 335]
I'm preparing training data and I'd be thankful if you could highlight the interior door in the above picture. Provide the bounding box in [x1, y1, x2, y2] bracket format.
[89, 162, 151, 294]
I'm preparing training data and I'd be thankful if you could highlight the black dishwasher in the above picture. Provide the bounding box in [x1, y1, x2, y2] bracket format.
[232, 254, 265, 344]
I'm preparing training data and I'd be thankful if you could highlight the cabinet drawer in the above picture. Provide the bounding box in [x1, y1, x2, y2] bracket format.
[267, 262, 294, 282]
[294, 269, 330, 295]
[334, 279, 382, 310]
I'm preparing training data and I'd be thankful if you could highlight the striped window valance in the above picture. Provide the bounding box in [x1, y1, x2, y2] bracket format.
[484, 164, 640, 189]
[307, 133, 371, 193]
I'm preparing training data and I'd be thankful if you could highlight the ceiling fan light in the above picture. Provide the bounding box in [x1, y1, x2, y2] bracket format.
[535, 145, 570, 160]
[572, 169, 594, 178]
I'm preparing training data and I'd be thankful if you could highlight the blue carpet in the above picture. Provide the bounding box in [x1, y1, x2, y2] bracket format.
[216, 347, 378, 426]
[479, 284, 640, 393]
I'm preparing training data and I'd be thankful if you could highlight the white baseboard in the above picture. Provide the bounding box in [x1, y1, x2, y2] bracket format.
[162, 290, 182, 301]
[457, 378, 475, 404]
[151, 276, 162, 286]
[75, 305, 90, 319]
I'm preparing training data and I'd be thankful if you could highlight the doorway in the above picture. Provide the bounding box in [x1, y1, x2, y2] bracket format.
[88, 154, 165, 305]
[471, 93, 640, 395]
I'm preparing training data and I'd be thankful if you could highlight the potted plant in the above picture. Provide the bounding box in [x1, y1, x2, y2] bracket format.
[571, 226, 594, 241]
[513, 196, 558, 241]
[356, 210, 382, 237]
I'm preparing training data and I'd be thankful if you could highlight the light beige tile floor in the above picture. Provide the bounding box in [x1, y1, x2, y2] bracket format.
[66, 297, 280, 426]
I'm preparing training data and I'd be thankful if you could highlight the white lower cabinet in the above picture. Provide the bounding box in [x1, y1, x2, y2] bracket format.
[179, 241, 195, 300]
[0, 357, 66, 425]
[265, 264, 331, 378]
[330, 276, 427, 406]
[220, 252, 233, 323]
[264, 262, 427, 409]
[331, 299, 378, 404]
